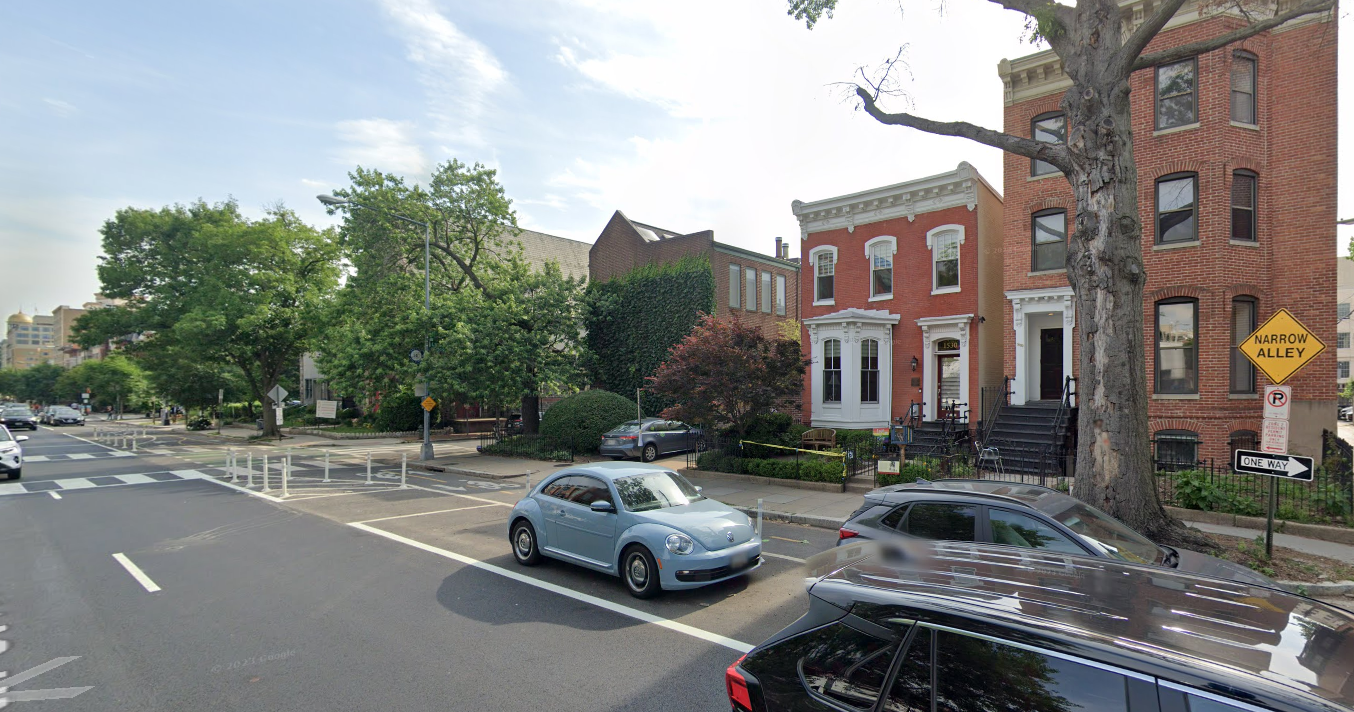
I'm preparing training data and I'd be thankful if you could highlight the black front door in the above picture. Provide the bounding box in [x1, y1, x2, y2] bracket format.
[1039, 328, 1063, 400]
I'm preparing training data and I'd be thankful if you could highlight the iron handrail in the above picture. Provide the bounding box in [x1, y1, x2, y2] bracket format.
[1035, 376, 1077, 478]
[977, 376, 1011, 453]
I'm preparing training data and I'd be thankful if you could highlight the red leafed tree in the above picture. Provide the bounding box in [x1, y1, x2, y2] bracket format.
[648, 315, 809, 436]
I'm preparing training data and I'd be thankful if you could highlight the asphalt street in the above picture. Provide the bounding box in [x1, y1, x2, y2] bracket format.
[0, 426, 837, 711]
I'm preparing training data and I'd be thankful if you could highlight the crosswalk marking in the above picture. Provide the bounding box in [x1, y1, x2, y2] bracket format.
[0, 470, 209, 496]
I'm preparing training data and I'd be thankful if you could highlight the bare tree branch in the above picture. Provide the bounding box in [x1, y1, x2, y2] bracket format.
[1132, 0, 1335, 70]
[855, 86, 1071, 168]
[1114, 0, 1190, 76]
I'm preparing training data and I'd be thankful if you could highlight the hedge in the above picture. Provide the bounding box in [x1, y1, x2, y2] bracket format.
[539, 389, 638, 453]
[584, 255, 716, 416]
[696, 451, 844, 483]
[373, 390, 423, 432]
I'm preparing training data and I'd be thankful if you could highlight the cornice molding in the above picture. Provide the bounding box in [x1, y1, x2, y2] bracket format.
[791, 162, 996, 240]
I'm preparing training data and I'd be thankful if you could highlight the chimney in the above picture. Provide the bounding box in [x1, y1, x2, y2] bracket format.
[774, 236, 782, 260]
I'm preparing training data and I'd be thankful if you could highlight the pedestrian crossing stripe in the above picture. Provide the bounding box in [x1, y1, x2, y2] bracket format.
[0, 470, 210, 496]
[23, 451, 138, 462]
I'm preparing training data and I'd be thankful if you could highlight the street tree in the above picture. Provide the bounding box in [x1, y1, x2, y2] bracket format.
[648, 315, 808, 437]
[323, 160, 582, 433]
[55, 355, 148, 418]
[77, 200, 341, 437]
[0, 369, 21, 400]
[788, 0, 1334, 545]
[17, 364, 65, 405]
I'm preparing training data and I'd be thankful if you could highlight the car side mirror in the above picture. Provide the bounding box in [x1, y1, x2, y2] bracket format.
[694, 486, 703, 494]
[590, 500, 616, 513]
[15, 436, 28, 442]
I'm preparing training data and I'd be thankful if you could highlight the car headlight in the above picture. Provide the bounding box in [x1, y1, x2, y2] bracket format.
[0, 445, 17, 455]
[665, 533, 694, 555]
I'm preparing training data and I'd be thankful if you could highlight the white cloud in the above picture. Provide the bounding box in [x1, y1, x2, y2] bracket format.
[333, 118, 429, 176]
[42, 98, 76, 117]
[299, 178, 331, 189]
[378, 0, 509, 148]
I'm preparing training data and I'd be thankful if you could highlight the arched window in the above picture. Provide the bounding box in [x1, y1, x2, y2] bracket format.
[823, 339, 842, 403]
[1155, 430, 1199, 470]
[860, 339, 880, 403]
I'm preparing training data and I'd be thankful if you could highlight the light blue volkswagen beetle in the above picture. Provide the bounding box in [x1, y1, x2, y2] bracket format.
[508, 462, 762, 598]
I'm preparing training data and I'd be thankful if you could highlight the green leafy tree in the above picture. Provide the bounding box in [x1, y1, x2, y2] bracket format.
[18, 364, 66, 405]
[0, 369, 21, 400]
[55, 355, 148, 417]
[138, 346, 249, 412]
[76, 200, 341, 436]
[648, 315, 808, 436]
[788, 0, 1333, 546]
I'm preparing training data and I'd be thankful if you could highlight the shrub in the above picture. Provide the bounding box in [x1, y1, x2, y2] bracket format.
[338, 407, 361, 420]
[481, 435, 572, 462]
[539, 389, 638, 454]
[835, 429, 882, 452]
[373, 390, 423, 432]
[1173, 469, 1228, 511]
[697, 451, 742, 473]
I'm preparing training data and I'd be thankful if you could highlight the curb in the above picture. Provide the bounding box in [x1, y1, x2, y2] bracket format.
[412, 463, 531, 480]
[1274, 580, 1354, 596]
[732, 506, 845, 531]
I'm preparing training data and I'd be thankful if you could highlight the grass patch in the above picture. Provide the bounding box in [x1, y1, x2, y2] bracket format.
[1197, 532, 1354, 584]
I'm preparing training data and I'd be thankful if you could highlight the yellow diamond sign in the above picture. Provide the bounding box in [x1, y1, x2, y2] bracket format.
[1238, 308, 1325, 385]
[421, 396, 437, 412]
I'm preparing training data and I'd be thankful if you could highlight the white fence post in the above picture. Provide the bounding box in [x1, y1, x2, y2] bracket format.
[131, 436, 137, 452]
[247, 452, 254, 487]
[324, 451, 331, 482]
[366, 452, 372, 485]
[229, 449, 237, 482]
[282, 449, 291, 497]
[400, 453, 408, 489]
[261, 454, 271, 492]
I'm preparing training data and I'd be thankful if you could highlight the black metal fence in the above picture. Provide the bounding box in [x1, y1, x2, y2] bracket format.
[1155, 458, 1353, 525]
[476, 432, 574, 462]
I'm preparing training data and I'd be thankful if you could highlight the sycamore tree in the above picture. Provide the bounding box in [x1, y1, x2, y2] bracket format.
[321, 160, 585, 433]
[76, 200, 340, 437]
[648, 315, 808, 437]
[789, 0, 1333, 545]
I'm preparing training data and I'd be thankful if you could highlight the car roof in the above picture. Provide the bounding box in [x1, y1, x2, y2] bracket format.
[868, 479, 1074, 509]
[809, 541, 1354, 710]
[545, 461, 679, 482]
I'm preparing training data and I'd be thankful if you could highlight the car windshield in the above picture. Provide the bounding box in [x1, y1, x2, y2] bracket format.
[4, 408, 29, 415]
[0, 428, 15, 444]
[1042, 499, 1161, 564]
[611, 422, 642, 434]
[613, 472, 704, 512]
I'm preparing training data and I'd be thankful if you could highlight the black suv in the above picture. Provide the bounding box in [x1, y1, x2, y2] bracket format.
[1, 407, 37, 431]
[727, 541, 1354, 712]
[839, 478, 1273, 586]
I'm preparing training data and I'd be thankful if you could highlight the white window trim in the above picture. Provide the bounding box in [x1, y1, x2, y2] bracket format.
[864, 235, 897, 301]
[808, 245, 838, 306]
[926, 225, 965, 295]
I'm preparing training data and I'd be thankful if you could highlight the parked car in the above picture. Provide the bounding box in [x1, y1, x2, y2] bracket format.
[0, 425, 29, 480]
[837, 478, 1274, 586]
[728, 539, 1354, 712]
[599, 418, 699, 462]
[38, 406, 59, 425]
[1, 406, 37, 431]
[47, 407, 85, 427]
[508, 462, 760, 598]
[1341, 405, 1352, 421]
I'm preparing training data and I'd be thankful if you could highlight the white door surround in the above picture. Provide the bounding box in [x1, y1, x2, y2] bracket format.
[1007, 287, 1076, 406]
[916, 314, 974, 421]
[805, 308, 900, 429]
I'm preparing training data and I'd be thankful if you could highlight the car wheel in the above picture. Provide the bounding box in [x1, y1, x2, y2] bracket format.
[511, 520, 542, 566]
[641, 443, 658, 463]
[622, 545, 662, 599]
[8, 469, 19, 481]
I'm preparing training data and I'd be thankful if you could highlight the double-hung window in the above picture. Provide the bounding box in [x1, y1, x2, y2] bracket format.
[1231, 171, 1257, 242]
[1156, 173, 1197, 244]
[860, 339, 879, 403]
[1031, 209, 1067, 272]
[1156, 58, 1197, 129]
[823, 339, 842, 403]
[744, 267, 757, 312]
[815, 253, 835, 303]
[760, 271, 772, 313]
[1231, 297, 1256, 394]
[774, 274, 786, 316]
[728, 264, 741, 309]
[1231, 52, 1257, 125]
[870, 242, 893, 298]
[1156, 298, 1198, 394]
[1031, 112, 1065, 176]
[932, 230, 960, 292]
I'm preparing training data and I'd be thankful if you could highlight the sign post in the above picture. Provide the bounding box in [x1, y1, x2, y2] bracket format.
[217, 388, 224, 435]
[266, 385, 288, 440]
[1233, 449, 1314, 558]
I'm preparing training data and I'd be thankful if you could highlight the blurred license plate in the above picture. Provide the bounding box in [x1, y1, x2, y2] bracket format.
[604, 439, 618, 445]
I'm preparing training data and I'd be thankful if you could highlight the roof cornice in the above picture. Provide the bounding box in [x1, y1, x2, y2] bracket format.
[790, 162, 998, 240]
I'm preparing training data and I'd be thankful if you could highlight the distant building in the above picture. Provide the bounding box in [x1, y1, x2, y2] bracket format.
[1339, 258, 1353, 397]
[2, 311, 57, 370]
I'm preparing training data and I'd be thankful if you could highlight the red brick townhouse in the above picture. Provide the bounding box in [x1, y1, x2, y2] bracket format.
[791, 163, 1006, 432]
[998, 0, 1336, 463]
[589, 210, 801, 335]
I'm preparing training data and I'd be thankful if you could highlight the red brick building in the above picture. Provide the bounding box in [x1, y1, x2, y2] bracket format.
[792, 163, 1005, 429]
[998, 2, 1337, 463]
[588, 210, 801, 334]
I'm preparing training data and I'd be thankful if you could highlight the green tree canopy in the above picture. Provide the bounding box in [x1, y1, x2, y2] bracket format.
[55, 355, 148, 415]
[15, 364, 66, 405]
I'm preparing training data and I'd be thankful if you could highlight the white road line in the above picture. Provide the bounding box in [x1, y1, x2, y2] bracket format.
[761, 552, 806, 563]
[66, 453, 95, 460]
[49, 491, 61, 500]
[52, 430, 119, 452]
[54, 478, 98, 489]
[356, 504, 499, 524]
[112, 553, 162, 592]
[24, 455, 50, 462]
[280, 488, 402, 501]
[118, 473, 158, 485]
[349, 523, 754, 654]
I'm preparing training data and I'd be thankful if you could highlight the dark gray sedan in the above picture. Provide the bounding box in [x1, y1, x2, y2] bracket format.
[838, 478, 1275, 586]
[599, 418, 698, 462]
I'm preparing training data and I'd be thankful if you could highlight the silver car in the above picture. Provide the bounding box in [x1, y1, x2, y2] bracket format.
[599, 418, 697, 462]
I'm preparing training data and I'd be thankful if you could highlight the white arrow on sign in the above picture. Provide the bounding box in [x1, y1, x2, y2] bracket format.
[1284, 457, 1310, 477]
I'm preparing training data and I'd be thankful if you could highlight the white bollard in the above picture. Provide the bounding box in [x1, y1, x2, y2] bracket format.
[757, 498, 764, 539]
[131, 436, 137, 452]
[324, 451, 330, 483]
[282, 452, 290, 497]
[262, 454, 271, 492]
[366, 452, 372, 485]
[400, 452, 408, 489]
[247, 452, 254, 488]
[229, 449, 237, 482]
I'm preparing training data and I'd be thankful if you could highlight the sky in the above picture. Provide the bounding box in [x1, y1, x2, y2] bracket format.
[1, 0, 1352, 316]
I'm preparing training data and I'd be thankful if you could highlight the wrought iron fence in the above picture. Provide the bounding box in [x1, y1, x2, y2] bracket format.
[476, 432, 574, 462]
[1155, 457, 1352, 525]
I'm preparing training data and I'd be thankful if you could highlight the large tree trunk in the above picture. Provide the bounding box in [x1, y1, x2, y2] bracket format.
[1061, 0, 1212, 549]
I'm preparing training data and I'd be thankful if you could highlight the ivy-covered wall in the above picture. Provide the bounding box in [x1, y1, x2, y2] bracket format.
[584, 255, 716, 415]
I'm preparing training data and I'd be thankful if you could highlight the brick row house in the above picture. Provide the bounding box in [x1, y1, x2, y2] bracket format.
[998, 0, 1337, 463]
[791, 163, 1006, 434]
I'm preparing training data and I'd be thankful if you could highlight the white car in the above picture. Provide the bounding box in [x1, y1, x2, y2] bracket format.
[1341, 406, 1353, 422]
[0, 425, 28, 480]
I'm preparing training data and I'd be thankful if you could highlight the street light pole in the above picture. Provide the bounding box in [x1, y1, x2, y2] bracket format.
[318, 193, 435, 461]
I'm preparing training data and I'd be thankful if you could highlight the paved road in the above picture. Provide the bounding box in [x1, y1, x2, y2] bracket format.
[0, 426, 835, 710]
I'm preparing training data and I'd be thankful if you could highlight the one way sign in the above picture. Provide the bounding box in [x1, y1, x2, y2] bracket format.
[1232, 449, 1315, 482]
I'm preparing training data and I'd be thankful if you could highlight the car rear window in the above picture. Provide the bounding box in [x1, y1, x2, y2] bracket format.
[612, 423, 642, 433]
[798, 622, 898, 710]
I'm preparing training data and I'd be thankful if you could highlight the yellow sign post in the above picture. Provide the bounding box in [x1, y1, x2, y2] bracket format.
[1238, 308, 1326, 385]
[420, 396, 437, 412]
